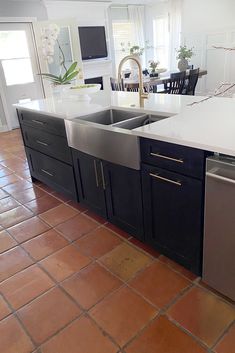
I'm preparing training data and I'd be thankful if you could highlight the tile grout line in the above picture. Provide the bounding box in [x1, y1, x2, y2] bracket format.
[210, 318, 235, 351]
[1, 132, 234, 352]
[1, 274, 85, 350]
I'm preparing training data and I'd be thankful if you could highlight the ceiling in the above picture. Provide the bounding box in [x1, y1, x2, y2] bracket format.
[9, 0, 164, 3]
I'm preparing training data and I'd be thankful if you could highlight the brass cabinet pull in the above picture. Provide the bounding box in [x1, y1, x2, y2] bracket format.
[32, 119, 45, 125]
[150, 152, 183, 164]
[150, 172, 182, 186]
[36, 140, 48, 146]
[41, 169, 53, 177]
[100, 161, 106, 190]
[93, 160, 99, 187]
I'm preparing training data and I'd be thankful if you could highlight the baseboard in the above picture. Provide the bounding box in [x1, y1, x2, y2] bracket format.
[0, 125, 9, 132]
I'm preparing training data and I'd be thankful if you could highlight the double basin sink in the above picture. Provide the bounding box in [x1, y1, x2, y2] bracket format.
[65, 109, 169, 170]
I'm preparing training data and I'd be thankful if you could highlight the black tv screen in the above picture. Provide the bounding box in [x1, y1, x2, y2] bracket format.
[78, 26, 108, 60]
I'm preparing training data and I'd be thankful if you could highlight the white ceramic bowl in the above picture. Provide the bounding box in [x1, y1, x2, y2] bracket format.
[155, 68, 167, 74]
[69, 83, 101, 100]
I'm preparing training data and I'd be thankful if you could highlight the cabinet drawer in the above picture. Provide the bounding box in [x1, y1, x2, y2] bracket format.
[26, 147, 77, 200]
[21, 125, 72, 164]
[140, 138, 205, 179]
[17, 109, 66, 137]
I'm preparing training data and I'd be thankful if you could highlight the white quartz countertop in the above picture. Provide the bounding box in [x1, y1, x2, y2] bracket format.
[14, 91, 235, 157]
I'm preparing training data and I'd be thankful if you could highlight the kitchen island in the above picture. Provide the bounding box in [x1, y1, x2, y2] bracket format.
[14, 91, 235, 277]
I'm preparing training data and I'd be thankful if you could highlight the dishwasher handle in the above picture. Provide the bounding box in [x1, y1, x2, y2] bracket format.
[206, 172, 235, 185]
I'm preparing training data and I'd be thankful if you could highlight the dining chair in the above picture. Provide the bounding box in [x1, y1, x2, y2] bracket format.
[126, 83, 139, 92]
[188, 64, 194, 70]
[110, 77, 125, 91]
[125, 82, 150, 93]
[184, 68, 199, 95]
[164, 71, 186, 94]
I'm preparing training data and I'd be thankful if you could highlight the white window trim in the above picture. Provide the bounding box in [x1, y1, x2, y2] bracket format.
[0, 18, 38, 131]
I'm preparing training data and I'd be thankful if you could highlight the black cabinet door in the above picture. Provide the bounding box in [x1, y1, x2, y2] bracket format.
[142, 164, 203, 274]
[104, 162, 144, 240]
[72, 150, 107, 218]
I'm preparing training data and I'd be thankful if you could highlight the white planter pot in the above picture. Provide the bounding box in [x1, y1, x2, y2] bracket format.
[178, 59, 188, 71]
[53, 84, 71, 98]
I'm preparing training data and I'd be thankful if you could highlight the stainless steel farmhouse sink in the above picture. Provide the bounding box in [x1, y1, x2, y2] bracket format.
[77, 109, 143, 125]
[113, 114, 166, 130]
[65, 109, 169, 170]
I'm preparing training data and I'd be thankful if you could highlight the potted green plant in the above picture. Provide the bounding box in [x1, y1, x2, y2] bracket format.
[176, 45, 194, 71]
[120, 41, 151, 57]
[39, 61, 80, 86]
[39, 24, 81, 94]
[148, 60, 160, 77]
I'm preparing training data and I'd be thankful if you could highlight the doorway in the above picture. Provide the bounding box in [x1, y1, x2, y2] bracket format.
[0, 21, 44, 129]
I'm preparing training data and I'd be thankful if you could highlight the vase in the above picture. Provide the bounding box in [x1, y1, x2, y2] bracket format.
[178, 59, 188, 71]
[150, 71, 158, 78]
[53, 84, 71, 99]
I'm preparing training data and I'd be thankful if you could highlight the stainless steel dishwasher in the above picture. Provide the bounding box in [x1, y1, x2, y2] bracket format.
[203, 155, 235, 301]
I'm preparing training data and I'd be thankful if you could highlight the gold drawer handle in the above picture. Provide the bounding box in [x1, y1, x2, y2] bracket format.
[100, 161, 106, 190]
[93, 160, 99, 187]
[150, 152, 183, 164]
[36, 140, 48, 146]
[150, 173, 182, 186]
[41, 169, 54, 177]
[32, 119, 45, 125]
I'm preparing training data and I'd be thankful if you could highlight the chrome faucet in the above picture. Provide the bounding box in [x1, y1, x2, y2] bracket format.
[118, 55, 148, 108]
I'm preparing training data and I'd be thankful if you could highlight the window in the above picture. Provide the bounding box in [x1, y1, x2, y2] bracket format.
[0, 31, 34, 86]
[112, 21, 135, 71]
[153, 16, 169, 68]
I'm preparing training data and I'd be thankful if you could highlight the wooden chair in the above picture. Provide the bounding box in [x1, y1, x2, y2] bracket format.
[164, 71, 186, 94]
[126, 83, 139, 92]
[184, 68, 199, 95]
[110, 77, 125, 91]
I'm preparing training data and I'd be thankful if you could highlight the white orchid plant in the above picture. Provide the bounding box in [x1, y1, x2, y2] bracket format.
[39, 24, 80, 85]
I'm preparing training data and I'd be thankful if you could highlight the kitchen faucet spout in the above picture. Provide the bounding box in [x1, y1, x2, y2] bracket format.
[118, 55, 148, 108]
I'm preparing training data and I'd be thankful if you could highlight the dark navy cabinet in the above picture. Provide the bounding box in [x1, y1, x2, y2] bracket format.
[17, 107, 210, 276]
[142, 164, 203, 274]
[18, 109, 78, 201]
[141, 138, 208, 275]
[72, 149, 144, 239]
[104, 162, 144, 240]
[72, 150, 107, 218]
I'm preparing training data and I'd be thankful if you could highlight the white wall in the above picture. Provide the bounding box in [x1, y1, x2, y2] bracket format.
[45, 0, 109, 26]
[0, 0, 48, 20]
[0, 97, 7, 130]
[182, 0, 235, 34]
[182, 0, 235, 94]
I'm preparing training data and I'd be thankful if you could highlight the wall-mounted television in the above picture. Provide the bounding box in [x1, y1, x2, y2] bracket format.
[78, 26, 108, 60]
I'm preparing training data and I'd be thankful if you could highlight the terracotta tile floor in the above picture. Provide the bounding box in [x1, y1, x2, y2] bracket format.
[0, 129, 234, 353]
